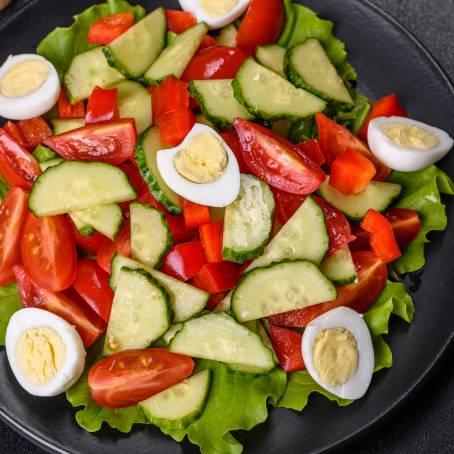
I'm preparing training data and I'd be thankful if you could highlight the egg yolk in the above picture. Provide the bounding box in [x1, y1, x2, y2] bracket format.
[174, 132, 228, 183]
[382, 123, 439, 150]
[313, 328, 358, 386]
[15, 326, 66, 386]
[199, 0, 239, 17]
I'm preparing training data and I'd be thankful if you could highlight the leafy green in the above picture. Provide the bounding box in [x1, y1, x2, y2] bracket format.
[37, 0, 145, 77]
[0, 176, 8, 201]
[0, 283, 21, 346]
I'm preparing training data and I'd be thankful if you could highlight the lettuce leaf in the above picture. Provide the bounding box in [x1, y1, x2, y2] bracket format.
[0, 176, 9, 201]
[0, 283, 21, 346]
[37, 0, 145, 77]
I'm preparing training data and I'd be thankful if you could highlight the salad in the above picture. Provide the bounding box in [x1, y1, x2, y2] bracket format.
[0, 0, 453, 452]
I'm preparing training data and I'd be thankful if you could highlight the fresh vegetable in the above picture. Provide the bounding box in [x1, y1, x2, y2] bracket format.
[220, 130, 250, 174]
[199, 221, 223, 263]
[51, 118, 86, 135]
[87, 12, 134, 45]
[161, 241, 207, 281]
[320, 245, 357, 286]
[3, 122, 28, 150]
[85, 86, 118, 124]
[295, 139, 325, 166]
[70, 221, 107, 256]
[268, 325, 305, 373]
[385, 208, 421, 250]
[158, 108, 196, 147]
[57, 90, 85, 119]
[255, 44, 286, 77]
[152, 76, 189, 124]
[182, 199, 211, 230]
[193, 261, 240, 294]
[165, 9, 196, 34]
[32, 145, 57, 163]
[96, 221, 131, 273]
[215, 24, 238, 47]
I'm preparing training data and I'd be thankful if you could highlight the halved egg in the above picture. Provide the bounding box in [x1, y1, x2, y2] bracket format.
[0, 54, 60, 120]
[178, 0, 251, 30]
[157, 123, 241, 207]
[301, 307, 374, 400]
[368, 116, 453, 172]
[5, 308, 86, 397]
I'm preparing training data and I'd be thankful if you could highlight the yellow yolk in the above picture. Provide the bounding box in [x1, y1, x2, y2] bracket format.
[199, 0, 240, 17]
[382, 123, 439, 150]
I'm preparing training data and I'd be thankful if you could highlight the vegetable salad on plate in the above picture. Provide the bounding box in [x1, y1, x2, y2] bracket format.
[0, 0, 453, 452]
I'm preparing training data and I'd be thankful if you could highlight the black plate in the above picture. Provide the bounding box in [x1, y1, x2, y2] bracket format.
[1, 0, 454, 453]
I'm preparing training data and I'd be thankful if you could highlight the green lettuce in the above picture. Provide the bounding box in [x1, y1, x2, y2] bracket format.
[0, 283, 21, 346]
[0, 176, 8, 201]
[37, 0, 145, 77]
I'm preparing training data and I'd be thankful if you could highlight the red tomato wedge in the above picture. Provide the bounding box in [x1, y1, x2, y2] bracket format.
[165, 9, 197, 34]
[16, 117, 52, 149]
[88, 348, 195, 408]
[162, 241, 207, 281]
[385, 208, 421, 249]
[272, 188, 306, 226]
[69, 218, 108, 256]
[87, 12, 135, 45]
[193, 261, 240, 294]
[44, 119, 136, 165]
[97, 221, 131, 274]
[21, 213, 77, 292]
[295, 139, 326, 166]
[268, 325, 305, 373]
[152, 77, 190, 124]
[3, 121, 28, 149]
[85, 86, 119, 124]
[220, 130, 250, 174]
[58, 90, 85, 119]
[0, 188, 28, 285]
[234, 118, 325, 195]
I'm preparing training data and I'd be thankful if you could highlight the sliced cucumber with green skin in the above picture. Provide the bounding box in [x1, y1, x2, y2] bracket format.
[166, 31, 178, 47]
[103, 8, 166, 78]
[232, 260, 337, 323]
[33, 145, 57, 163]
[161, 324, 183, 345]
[39, 158, 64, 172]
[320, 246, 357, 286]
[318, 178, 402, 221]
[69, 213, 95, 237]
[216, 24, 237, 47]
[223, 174, 274, 264]
[69, 204, 123, 241]
[29, 161, 136, 217]
[256, 45, 286, 77]
[277, 0, 296, 47]
[189, 80, 253, 129]
[64, 47, 124, 103]
[104, 267, 172, 356]
[144, 23, 208, 85]
[169, 313, 276, 373]
[114, 80, 152, 135]
[0, 176, 8, 202]
[135, 127, 182, 215]
[110, 254, 208, 322]
[232, 59, 326, 121]
[50, 118, 85, 135]
[213, 291, 232, 313]
[130, 202, 172, 268]
[249, 196, 329, 270]
[139, 370, 211, 430]
[285, 39, 353, 104]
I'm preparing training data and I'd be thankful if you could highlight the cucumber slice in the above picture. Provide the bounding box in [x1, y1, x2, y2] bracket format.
[255, 45, 286, 77]
[33, 145, 57, 163]
[139, 370, 211, 430]
[215, 24, 237, 47]
[196, 114, 214, 128]
[39, 158, 64, 172]
[271, 119, 292, 139]
[110, 254, 208, 322]
[69, 204, 123, 241]
[249, 196, 328, 270]
[114, 80, 152, 135]
[64, 47, 124, 103]
[103, 8, 166, 78]
[320, 246, 357, 286]
[50, 119, 85, 135]
[144, 23, 208, 84]
[135, 127, 182, 214]
[223, 174, 274, 264]
[232, 59, 326, 121]
[169, 313, 276, 373]
[29, 161, 136, 217]
[130, 202, 172, 268]
[161, 324, 183, 345]
[213, 291, 232, 313]
[318, 178, 402, 221]
[104, 267, 172, 356]
[189, 80, 253, 129]
[232, 260, 337, 322]
[69, 213, 95, 237]
[286, 39, 353, 104]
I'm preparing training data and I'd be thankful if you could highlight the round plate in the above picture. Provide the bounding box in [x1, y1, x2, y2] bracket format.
[1, 0, 454, 453]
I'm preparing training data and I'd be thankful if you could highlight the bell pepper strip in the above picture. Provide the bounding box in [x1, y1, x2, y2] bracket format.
[44, 119, 136, 165]
[70, 218, 108, 256]
[166, 213, 197, 244]
[16, 117, 52, 149]
[85, 86, 119, 124]
[295, 139, 326, 166]
[360, 209, 401, 263]
[234, 118, 325, 195]
[268, 325, 305, 373]
[206, 291, 227, 311]
[58, 90, 85, 119]
[199, 220, 223, 263]
[272, 188, 306, 226]
[152, 77, 190, 124]
[158, 108, 196, 146]
[183, 199, 211, 230]
[220, 130, 250, 174]
[329, 149, 376, 195]
[87, 12, 135, 45]
[165, 9, 197, 34]
[193, 261, 240, 294]
[385, 208, 421, 250]
[3, 121, 28, 149]
[0, 128, 41, 189]
[161, 241, 207, 281]
[359, 94, 407, 140]
[236, 0, 284, 55]
[97, 221, 131, 274]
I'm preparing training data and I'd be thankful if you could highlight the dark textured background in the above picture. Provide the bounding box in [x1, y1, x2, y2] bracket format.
[1, 0, 454, 452]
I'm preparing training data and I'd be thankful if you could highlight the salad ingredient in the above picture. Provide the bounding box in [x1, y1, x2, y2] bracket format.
[51, 119, 85, 135]
[32, 145, 57, 163]
[5, 307, 85, 396]
[193, 261, 240, 293]
[0, 55, 60, 120]
[220, 129, 250, 174]
[233, 59, 326, 120]
[87, 12, 135, 45]
[85, 86, 119, 124]
[182, 199, 211, 229]
[161, 241, 207, 281]
[199, 221, 223, 262]
[16, 117, 52, 149]
[320, 246, 357, 286]
[169, 313, 276, 372]
[152, 76, 189, 124]
[302, 307, 374, 399]
[268, 325, 304, 373]
[88, 348, 194, 408]
[215, 23, 237, 47]
[158, 107, 196, 147]
[272, 188, 305, 225]
[385, 208, 421, 250]
[255, 44, 286, 77]
[40, 158, 64, 172]
[96, 221, 131, 273]
[3, 121, 28, 149]
[29, 161, 136, 216]
[223, 174, 275, 263]
[166, 9, 196, 34]
[70, 222, 107, 256]
[57, 90, 85, 119]
[367, 116, 453, 172]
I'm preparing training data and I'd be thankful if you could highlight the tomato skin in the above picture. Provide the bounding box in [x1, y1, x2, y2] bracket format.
[87, 12, 135, 45]
[152, 77, 189, 124]
[268, 325, 305, 373]
[21, 213, 77, 292]
[0, 188, 29, 285]
[97, 221, 131, 273]
[85, 86, 119, 124]
[272, 188, 306, 226]
[88, 348, 195, 408]
[385, 208, 421, 249]
[162, 241, 207, 281]
[16, 117, 52, 149]
[220, 130, 250, 174]
[295, 139, 325, 166]
[3, 121, 28, 149]
[70, 218, 107, 256]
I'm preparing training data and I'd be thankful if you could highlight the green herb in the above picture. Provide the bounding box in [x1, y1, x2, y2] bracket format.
[0, 283, 21, 346]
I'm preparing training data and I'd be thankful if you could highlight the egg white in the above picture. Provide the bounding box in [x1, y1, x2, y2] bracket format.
[5, 308, 86, 397]
[301, 307, 374, 400]
[0, 54, 60, 120]
[368, 116, 453, 172]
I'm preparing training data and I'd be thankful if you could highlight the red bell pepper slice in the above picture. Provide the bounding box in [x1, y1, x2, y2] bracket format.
[234, 118, 325, 195]
[193, 261, 240, 294]
[87, 12, 135, 45]
[165, 9, 197, 34]
[220, 130, 250, 174]
[166, 213, 197, 243]
[360, 209, 401, 263]
[86, 86, 119, 124]
[329, 149, 376, 195]
[97, 221, 131, 274]
[44, 119, 136, 165]
[161, 241, 207, 281]
[3, 121, 28, 150]
[182, 199, 211, 230]
[206, 292, 227, 311]
[16, 117, 52, 150]
[295, 139, 326, 166]
[199, 221, 223, 263]
[385, 208, 421, 249]
[58, 90, 85, 119]
[158, 108, 196, 146]
[268, 325, 305, 373]
[152, 77, 190, 124]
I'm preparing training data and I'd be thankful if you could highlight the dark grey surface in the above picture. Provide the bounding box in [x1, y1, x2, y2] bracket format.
[1, 0, 454, 452]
